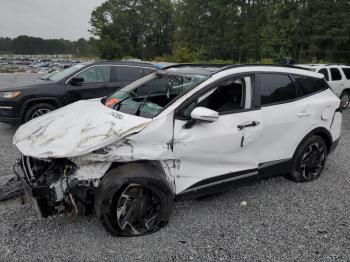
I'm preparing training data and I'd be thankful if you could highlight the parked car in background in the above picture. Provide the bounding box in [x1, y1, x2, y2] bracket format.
[298, 64, 350, 109]
[0, 61, 157, 124]
[14, 64, 342, 236]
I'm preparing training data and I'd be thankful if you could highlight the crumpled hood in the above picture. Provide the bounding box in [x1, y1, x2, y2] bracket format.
[13, 99, 152, 159]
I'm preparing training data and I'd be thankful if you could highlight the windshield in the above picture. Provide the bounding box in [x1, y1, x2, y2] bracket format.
[48, 63, 89, 82]
[105, 72, 209, 118]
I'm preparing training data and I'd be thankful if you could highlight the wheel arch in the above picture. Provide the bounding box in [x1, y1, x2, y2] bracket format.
[341, 88, 350, 94]
[106, 160, 176, 195]
[21, 97, 63, 117]
[295, 127, 333, 156]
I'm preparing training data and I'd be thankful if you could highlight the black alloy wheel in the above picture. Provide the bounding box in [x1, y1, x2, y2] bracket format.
[299, 141, 327, 181]
[116, 184, 161, 235]
[289, 135, 328, 182]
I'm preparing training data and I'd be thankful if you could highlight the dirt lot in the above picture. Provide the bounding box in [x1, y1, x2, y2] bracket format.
[0, 74, 349, 261]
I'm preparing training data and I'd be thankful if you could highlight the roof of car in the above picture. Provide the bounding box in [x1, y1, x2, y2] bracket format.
[90, 60, 158, 68]
[298, 64, 350, 68]
[162, 63, 314, 76]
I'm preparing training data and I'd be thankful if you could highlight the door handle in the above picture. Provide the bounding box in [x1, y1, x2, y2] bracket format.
[237, 121, 260, 130]
[297, 111, 311, 117]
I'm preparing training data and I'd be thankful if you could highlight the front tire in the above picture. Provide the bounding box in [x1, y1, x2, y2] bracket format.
[95, 163, 174, 237]
[289, 135, 328, 182]
[340, 91, 350, 110]
[24, 103, 56, 122]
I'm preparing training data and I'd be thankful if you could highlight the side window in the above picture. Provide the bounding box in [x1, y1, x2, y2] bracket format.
[260, 74, 296, 106]
[293, 75, 327, 96]
[140, 68, 156, 77]
[318, 68, 329, 81]
[197, 78, 245, 113]
[341, 68, 350, 80]
[76, 66, 110, 83]
[177, 76, 251, 118]
[330, 68, 342, 81]
[117, 66, 143, 82]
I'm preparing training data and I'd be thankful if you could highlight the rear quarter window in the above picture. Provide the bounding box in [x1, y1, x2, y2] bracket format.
[293, 75, 327, 96]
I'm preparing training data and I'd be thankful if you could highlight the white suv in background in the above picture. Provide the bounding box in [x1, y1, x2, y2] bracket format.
[14, 64, 342, 236]
[298, 64, 350, 109]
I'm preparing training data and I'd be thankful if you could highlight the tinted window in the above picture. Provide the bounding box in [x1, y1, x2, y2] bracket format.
[330, 68, 342, 81]
[260, 74, 296, 105]
[76, 66, 110, 83]
[140, 68, 156, 77]
[341, 67, 350, 80]
[318, 68, 329, 81]
[116, 66, 155, 82]
[117, 66, 140, 82]
[294, 75, 326, 96]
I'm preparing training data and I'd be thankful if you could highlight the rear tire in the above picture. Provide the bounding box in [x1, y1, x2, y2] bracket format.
[340, 91, 350, 110]
[289, 135, 328, 182]
[95, 163, 174, 237]
[24, 103, 56, 122]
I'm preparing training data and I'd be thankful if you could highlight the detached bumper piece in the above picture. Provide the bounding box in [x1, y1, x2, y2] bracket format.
[0, 178, 24, 202]
[14, 156, 78, 217]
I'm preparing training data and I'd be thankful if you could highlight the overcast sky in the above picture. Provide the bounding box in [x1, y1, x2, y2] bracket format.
[0, 0, 106, 40]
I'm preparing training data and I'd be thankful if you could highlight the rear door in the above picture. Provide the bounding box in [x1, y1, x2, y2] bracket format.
[258, 73, 332, 165]
[258, 73, 312, 164]
[172, 75, 262, 194]
[66, 65, 112, 101]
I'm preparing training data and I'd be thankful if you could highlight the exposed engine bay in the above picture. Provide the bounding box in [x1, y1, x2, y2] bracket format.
[16, 156, 97, 217]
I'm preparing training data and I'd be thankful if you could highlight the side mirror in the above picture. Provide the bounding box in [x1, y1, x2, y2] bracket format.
[190, 107, 219, 122]
[69, 77, 84, 86]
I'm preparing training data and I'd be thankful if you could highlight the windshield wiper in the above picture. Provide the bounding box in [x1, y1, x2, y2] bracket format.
[136, 91, 152, 116]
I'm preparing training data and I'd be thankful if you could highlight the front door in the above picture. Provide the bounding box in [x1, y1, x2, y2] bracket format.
[67, 65, 112, 102]
[172, 75, 262, 194]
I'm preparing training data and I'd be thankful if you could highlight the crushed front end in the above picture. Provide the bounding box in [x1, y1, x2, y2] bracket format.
[14, 156, 96, 217]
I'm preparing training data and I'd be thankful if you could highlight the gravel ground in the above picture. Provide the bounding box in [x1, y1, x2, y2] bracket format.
[0, 74, 349, 261]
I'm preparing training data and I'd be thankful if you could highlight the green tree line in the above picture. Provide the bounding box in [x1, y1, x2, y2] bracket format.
[0, 36, 95, 57]
[90, 0, 350, 63]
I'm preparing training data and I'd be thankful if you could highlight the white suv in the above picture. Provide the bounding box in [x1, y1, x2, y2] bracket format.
[298, 64, 350, 109]
[13, 64, 342, 236]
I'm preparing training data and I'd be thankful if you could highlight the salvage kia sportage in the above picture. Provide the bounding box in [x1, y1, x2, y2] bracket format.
[13, 64, 342, 236]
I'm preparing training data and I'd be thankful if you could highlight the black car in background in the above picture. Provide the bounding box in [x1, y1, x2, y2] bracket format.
[0, 61, 157, 124]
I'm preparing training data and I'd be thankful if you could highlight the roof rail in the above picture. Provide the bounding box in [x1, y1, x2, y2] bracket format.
[162, 63, 230, 70]
[161, 63, 314, 75]
[215, 64, 313, 74]
[324, 63, 350, 66]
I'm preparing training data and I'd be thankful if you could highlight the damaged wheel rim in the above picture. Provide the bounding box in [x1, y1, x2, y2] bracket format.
[116, 184, 161, 235]
[300, 142, 326, 180]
